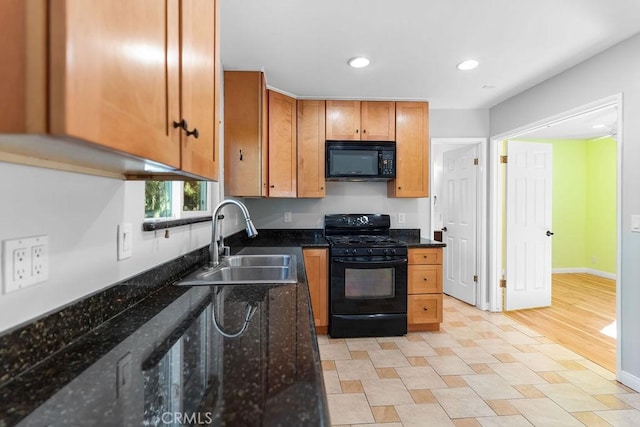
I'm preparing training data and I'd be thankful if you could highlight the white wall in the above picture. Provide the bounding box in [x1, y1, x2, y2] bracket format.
[243, 181, 430, 234]
[430, 109, 490, 138]
[490, 33, 640, 385]
[0, 163, 217, 333]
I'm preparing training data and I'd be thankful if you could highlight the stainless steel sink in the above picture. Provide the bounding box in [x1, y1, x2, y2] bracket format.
[175, 254, 297, 285]
[224, 254, 292, 267]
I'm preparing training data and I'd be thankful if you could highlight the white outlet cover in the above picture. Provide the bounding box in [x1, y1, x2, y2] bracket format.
[2, 235, 48, 294]
[117, 223, 133, 260]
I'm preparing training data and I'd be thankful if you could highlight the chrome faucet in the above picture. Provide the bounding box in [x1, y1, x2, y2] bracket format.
[210, 199, 258, 267]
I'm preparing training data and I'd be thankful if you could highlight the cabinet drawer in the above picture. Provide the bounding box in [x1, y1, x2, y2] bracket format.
[408, 248, 442, 265]
[408, 265, 441, 293]
[408, 294, 443, 324]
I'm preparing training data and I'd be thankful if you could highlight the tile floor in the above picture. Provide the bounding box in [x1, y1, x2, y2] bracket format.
[320, 296, 640, 426]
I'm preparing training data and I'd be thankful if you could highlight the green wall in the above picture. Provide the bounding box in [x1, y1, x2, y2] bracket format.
[515, 138, 617, 274]
[585, 137, 617, 273]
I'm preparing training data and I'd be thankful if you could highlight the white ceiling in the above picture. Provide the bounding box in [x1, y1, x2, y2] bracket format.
[220, 0, 640, 111]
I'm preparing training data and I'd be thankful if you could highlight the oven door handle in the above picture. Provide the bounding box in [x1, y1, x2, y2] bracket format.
[332, 258, 408, 266]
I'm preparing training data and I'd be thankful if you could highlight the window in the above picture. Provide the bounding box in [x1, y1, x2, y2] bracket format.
[145, 180, 210, 220]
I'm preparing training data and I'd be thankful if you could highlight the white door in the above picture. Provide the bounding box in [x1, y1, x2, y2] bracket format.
[505, 141, 553, 310]
[442, 145, 477, 305]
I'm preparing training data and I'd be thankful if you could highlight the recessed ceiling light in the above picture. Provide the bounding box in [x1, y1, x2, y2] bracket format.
[592, 124, 606, 129]
[482, 85, 496, 89]
[348, 57, 370, 68]
[457, 59, 479, 71]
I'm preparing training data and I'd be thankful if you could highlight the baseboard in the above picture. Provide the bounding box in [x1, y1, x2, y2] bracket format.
[552, 267, 616, 280]
[618, 370, 640, 392]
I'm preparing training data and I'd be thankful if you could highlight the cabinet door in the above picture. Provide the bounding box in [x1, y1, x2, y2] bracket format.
[297, 100, 326, 198]
[303, 248, 328, 329]
[361, 101, 395, 141]
[408, 248, 442, 265]
[408, 294, 443, 324]
[224, 71, 266, 196]
[268, 90, 297, 197]
[408, 265, 442, 294]
[326, 100, 360, 140]
[388, 102, 429, 197]
[49, 0, 181, 168]
[180, 0, 218, 180]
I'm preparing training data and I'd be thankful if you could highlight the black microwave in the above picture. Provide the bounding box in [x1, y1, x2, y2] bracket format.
[325, 141, 396, 181]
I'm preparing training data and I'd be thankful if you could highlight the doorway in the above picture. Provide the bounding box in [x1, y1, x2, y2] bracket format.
[489, 96, 622, 374]
[430, 138, 487, 309]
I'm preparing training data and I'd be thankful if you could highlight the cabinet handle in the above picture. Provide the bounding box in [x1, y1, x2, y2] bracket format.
[185, 127, 199, 138]
[363, 129, 366, 133]
[239, 149, 243, 161]
[270, 185, 275, 188]
[441, 227, 448, 232]
[173, 119, 199, 139]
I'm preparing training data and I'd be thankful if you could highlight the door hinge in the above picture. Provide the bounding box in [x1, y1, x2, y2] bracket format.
[473, 274, 478, 282]
[473, 158, 479, 166]
[499, 278, 507, 288]
[500, 155, 508, 164]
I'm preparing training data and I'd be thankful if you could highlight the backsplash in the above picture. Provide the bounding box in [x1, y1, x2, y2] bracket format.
[243, 181, 431, 233]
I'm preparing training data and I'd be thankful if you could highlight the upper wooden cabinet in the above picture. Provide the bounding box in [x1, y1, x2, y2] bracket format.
[388, 102, 429, 198]
[297, 100, 326, 198]
[326, 101, 395, 141]
[268, 90, 297, 198]
[224, 71, 268, 197]
[0, 0, 220, 181]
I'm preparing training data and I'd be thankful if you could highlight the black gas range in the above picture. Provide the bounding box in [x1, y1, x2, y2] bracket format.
[324, 214, 408, 338]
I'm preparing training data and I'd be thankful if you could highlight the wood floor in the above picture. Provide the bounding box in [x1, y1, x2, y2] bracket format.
[506, 273, 616, 372]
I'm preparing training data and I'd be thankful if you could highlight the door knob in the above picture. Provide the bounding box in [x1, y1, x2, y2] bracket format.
[546, 230, 554, 236]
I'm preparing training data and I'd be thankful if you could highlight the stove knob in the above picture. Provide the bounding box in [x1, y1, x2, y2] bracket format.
[367, 249, 373, 255]
[383, 249, 389, 255]
[343, 249, 349, 255]
[391, 249, 396, 255]
[352, 249, 358, 255]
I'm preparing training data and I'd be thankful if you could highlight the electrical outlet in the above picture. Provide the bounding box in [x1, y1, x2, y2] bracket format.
[398, 213, 406, 224]
[2, 235, 48, 294]
[31, 244, 49, 281]
[284, 212, 292, 223]
[13, 248, 30, 284]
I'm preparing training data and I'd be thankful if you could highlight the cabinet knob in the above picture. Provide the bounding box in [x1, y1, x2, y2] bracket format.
[355, 129, 359, 134]
[398, 186, 402, 190]
[270, 185, 275, 188]
[423, 307, 429, 311]
[423, 277, 428, 281]
[363, 129, 366, 133]
[320, 187, 324, 190]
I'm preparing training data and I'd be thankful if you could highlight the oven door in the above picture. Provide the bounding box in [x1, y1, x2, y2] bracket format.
[330, 256, 407, 315]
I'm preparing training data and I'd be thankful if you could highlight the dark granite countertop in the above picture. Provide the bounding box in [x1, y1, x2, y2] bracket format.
[0, 227, 443, 426]
[1, 246, 329, 427]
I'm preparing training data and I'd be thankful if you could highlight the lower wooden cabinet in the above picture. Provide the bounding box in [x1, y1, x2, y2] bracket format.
[303, 248, 328, 334]
[407, 247, 443, 331]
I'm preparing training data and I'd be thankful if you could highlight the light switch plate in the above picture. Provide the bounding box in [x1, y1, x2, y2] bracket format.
[632, 215, 640, 233]
[117, 223, 133, 260]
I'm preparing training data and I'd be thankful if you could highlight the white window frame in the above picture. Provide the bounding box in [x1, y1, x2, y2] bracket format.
[144, 181, 211, 222]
